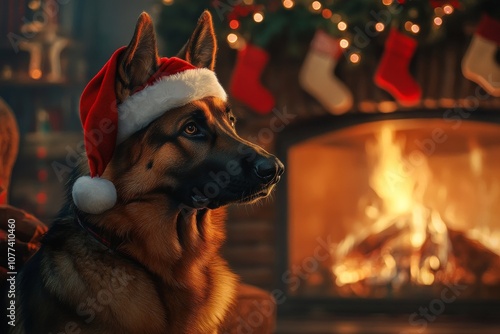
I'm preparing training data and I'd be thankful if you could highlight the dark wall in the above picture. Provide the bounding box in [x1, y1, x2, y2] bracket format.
[78, 0, 159, 77]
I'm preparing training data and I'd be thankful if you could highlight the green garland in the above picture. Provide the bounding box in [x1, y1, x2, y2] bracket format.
[156, 0, 498, 58]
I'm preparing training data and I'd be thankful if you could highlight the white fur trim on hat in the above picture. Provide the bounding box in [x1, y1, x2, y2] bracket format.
[72, 176, 117, 214]
[117, 68, 227, 144]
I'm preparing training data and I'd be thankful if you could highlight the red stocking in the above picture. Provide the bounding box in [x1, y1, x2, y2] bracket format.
[374, 28, 422, 106]
[229, 44, 275, 114]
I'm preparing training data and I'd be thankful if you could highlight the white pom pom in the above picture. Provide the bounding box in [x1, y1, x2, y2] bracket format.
[72, 176, 117, 214]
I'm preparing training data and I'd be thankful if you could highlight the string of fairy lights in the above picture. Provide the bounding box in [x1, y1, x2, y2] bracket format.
[229, 0, 458, 64]
[161, 0, 461, 64]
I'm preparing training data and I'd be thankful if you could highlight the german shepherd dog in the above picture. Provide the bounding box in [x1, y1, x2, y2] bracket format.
[9, 11, 283, 334]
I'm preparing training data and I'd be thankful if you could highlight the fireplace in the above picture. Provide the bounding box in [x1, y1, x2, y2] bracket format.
[276, 109, 500, 315]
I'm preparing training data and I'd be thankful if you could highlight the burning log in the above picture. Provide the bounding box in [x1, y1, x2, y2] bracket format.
[331, 218, 500, 297]
[448, 228, 500, 285]
[335, 214, 411, 259]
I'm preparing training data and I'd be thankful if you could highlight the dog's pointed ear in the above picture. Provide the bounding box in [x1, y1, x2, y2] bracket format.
[116, 12, 160, 102]
[177, 11, 217, 70]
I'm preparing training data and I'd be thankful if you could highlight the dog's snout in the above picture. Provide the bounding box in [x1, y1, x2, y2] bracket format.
[254, 157, 285, 183]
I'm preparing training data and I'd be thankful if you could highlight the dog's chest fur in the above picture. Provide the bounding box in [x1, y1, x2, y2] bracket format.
[15, 211, 237, 334]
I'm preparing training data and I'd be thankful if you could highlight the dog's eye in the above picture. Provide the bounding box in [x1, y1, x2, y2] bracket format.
[184, 122, 199, 136]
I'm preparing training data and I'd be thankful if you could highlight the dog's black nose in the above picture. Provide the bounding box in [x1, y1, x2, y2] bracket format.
[254, 157, 284, 183]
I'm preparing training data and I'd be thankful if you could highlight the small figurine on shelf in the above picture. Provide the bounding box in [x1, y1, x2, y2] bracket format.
[17, 0, 69, 82]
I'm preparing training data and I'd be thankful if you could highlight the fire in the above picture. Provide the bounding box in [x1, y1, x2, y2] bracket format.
[366, 125, 428, 216]
[332, 124, 500, 292]
[287, 118, 500, 298]
[466, 141, 500, 256]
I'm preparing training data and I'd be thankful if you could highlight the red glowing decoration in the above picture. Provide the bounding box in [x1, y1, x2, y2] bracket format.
[229, 19, 240, 29]
[36, 192, 48, 204]
[36, 147, 47, 159]
[430, 0, 460, 8]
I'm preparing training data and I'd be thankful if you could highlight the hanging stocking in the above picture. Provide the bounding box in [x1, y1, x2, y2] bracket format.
[462, 14, 500, 97]
[429, 1, 460, 8]
[229, 44, 275, 114]
[374, 28, 422, 106]
[299, 30, 353, 114]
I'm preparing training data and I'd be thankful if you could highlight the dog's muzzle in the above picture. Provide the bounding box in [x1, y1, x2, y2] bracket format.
[188, 156, 284, 209]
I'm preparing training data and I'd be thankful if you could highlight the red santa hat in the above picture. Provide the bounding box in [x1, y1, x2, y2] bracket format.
[72, 47, 227, 214]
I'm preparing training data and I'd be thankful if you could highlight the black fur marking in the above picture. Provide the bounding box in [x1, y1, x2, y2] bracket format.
[148, 129, 176, 149]
[196, 209, 206, 241]
[176, 212, 185, 248]
[147, 160, 153, 169]
[191, 109, 206, 120]
[19, 249, 82, 332]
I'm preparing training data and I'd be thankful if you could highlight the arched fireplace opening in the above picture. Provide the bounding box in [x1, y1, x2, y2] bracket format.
[276, 109, 500, 315]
